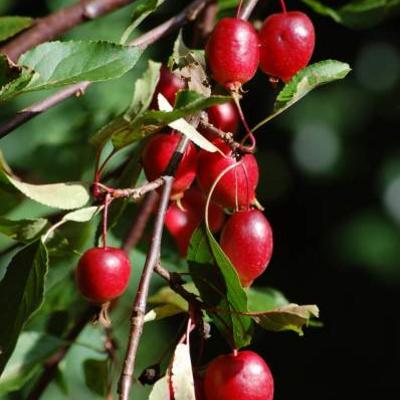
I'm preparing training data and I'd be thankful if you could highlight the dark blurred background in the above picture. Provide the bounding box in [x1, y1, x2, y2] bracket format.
[0, 0, 399, 399]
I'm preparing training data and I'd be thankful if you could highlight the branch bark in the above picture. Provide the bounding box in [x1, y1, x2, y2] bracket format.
[238, 0, 260, 20]
[118, 137, 190, 400]
[0, 0, 138, 62]
[122, 191, 158, 253]
[0, 0, 211, 140]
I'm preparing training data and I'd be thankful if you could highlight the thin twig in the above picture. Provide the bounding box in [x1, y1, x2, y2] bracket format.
[118, 137, 190, 400]
[1, 0, 138, 62]
[154, 262, 203, 308]
[0, 0, 212, 140]
[122, 191, 158, 252]
[99, 177, 165, 200]
[199, 117, 255, 153]
[238, 0, 260, 20]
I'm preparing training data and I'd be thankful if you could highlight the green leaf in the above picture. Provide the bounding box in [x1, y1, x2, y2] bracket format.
[0, 240, 48, 375]
[0, 332, 62, 394]
[83, 358, 109, 396]
[251, 304, 320, 335]
[126, 60, 161, 119]
[0, 16, 33, 42]
[16, 40, 142, 93]
[0, 54, 34, 102]
[120, 0, 165, 44]
[253, 60, 351, 131]
[89, 60, 161, 149]
[188, 226, 253, 349]
[246, 287, 290, 312]
[145, 282, 199, 322]
[60, 206, 102, 223]
[0, 162, 90, 210]
[0, 217, 48, 242]
[302, 0, 400, 29]
[110, 90, 230, 150]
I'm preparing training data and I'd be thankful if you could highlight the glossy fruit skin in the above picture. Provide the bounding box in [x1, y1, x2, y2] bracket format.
[204, 351, 274, 400]
[151, 66, 185, 109]
[259, 11, 315, 82]
[206, 18, 260, 89]
[76, 247, 131, 304]
[202, 102, 239, 141]
[220, 209, 273, 287]
[165, 186, 225, 256]
[196, 140, 259, 209]
[142, 132, 198, 196]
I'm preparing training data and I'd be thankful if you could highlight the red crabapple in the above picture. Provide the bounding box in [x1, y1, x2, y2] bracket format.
[204, 350, 274, 400]
[76, 247, 131, 304]
[259, 11, 315, 82]
[220, 209, 273, 287]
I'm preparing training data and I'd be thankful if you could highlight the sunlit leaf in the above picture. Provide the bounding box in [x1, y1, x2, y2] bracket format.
[0, 162, 89, 210]
[171, 344, 196, 400]
[253, 60, 351, 131]
[252, 304, 319, 335]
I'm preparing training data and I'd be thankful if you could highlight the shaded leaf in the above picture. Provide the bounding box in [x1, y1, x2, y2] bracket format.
[17, 40, 142, 92]
[0, 332, 62, 394]
[0, 16, 33, 42]
[188, 226, 253, 349]
[171, 344, 196, 400]
[253, 60, 351, 131]
[83, 358, 109, 396]
[302, 0, 400, 29]
[246, 287, 290, 312]
[252, 304, 319, 335]
[0, 240, 48, 375]
[0, 217, 48, 242]
[0, 54, 34, 102]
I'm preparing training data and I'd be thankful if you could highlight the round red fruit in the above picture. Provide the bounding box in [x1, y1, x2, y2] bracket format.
[202, 101, 239, 141]
[204, 350, 274, 400]
[196, 140, 259, 209]
[220, 209, 273, 286]
[76, 247, 131, 303]
[259, 11, 315, 82]
[151, 66, 185, 109]
[165, 186, 225, 256]
[206, 18, 260, 89]
[142, 132, 198, 197]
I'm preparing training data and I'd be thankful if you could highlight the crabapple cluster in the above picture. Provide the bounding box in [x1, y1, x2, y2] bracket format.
[206, 10, 315, 86]
[141, 67, 273, 287]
